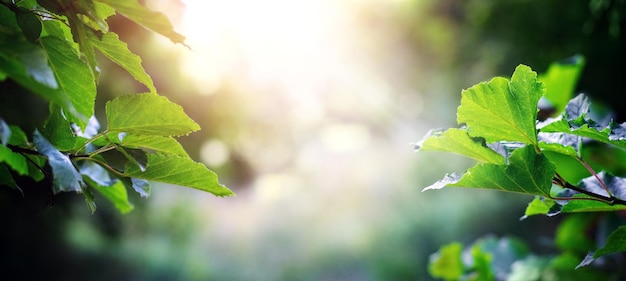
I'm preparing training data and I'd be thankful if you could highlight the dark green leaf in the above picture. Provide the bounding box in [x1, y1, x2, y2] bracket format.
[100, 147, 147, 172]
[0, 164, 20, 190]
[33, 129, 83, 193]
[106, 93, 200, 136]
[15, 7, 42, 43]
[416, 128, 505, 164]
[124, 154, 234, 197]
[457, 65, 544, 145]
[555, 214, 595, 252]
[594, 226, 626, 257]
[424, 145, 555, 197]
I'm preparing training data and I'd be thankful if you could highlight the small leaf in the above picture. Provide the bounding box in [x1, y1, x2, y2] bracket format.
[0, 144, 28, 175]
[458, 65, 544, 145]
[539, 55, 585, 113]
[15, 7, 42, 43]
[81, 162, 134, 213]
[106, 93, 200, 136]
[40, 36, 96, 128]
[0, 164, 20, 190]
[416, 128, 505, 164]
[594, 226, 626, 258]
[428, 242, 464, 281]
[43, 104, 77, 151]
[124, 154, 234, 197]
[94, 0, 186, 45]
[522, 197, 559, 219]
[90, 32, 156, 93]
[7, 125, 27, 146]
[33, 129, 83, 193]
[424, 145, 555, 197]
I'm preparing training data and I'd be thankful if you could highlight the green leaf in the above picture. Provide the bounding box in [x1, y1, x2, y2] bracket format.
[424, 145, 555, 197]
[416, 128, 505, 164]
[7, 125, 27, 146]
[94, 0, 186, 45]
[457, 64, 544, 145]
[428, 242, 464, 281]
[33, 129, 83, 193]
[555, 214, 595, 252]
[81, 162, 134, 213]
[90, 32, 156, 93]
[118, 134, 189, 157]
[522, 197, 559, 219]
[15, 7, 42, 43]
[594, 226, 626, 257]
[0, 164, 20, 190]
[124, 154, 234, 197]
[539, 55, 585, 113]
[40, 36, 96, 128]
[100, 147, 147, 172]
[0, 144, 28, 175]
[0, 34, 58, 89]
[43, 104, 77, 151]
[106, 93, 200, 136]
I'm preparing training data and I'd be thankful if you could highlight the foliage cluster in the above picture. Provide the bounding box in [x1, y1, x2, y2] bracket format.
[417, 57, 626, 279]
[0, 0, 233, 213]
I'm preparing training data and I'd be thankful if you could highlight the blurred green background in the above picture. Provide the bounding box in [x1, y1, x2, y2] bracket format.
[1, 0, 625, 280]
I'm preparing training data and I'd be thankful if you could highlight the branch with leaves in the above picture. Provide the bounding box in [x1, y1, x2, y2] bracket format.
[0, 0, 233, 214]
[416, 58, 626, 268]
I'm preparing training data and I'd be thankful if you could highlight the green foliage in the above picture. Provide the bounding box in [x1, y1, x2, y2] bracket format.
[417, 60, 626, 277]
[0, 0, 233, 213]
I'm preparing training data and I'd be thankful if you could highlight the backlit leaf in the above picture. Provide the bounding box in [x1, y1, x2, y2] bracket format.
[90, 32, 155, 93]
[416, 128, 505, 164]
[118, 135, 189, 157]
[124, 154, 234, 197]
[424, 145, 555, 197]
[457, 65, 544, 145]
[33, 129, 83, 193]
[94, 0, 186, 45]
[40, 36, 96, 128]
[539, 55, 585, 113]
[106, 93, 200, 136]
[428, 242, 464, 281]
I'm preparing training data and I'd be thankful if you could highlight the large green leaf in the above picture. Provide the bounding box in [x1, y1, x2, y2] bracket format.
[33, 130, 83, 193]
[90, 32, 156, 93]
[106, 93, 200, 136]
[40, 36, 96, 128]
[424, 145, 555, 197]
[457, 65, 544, 145]
[94, 0, 186, 45]
[416, 128, 505, 164]
[124, 154, 234, 197]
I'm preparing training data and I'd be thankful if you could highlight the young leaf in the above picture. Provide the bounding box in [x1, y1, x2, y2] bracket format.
[90, 32, 156, 93]
[33, 129, 83, 193]
[40, 36, 96, 128]
[416, 128, 505, 164]
[457, 65, 544, 145]
[94, 0, 186, 45]
[124, 154, 234, 197]
[106, 93, 200, 136]
[522, 197, 559, 219]
[424, 145, 555, 197]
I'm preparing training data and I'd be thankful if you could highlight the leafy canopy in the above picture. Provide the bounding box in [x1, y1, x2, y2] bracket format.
[0, 0, 234, 214]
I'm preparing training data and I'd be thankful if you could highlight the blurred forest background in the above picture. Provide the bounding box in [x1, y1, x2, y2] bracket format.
[1, 0, 625, 280]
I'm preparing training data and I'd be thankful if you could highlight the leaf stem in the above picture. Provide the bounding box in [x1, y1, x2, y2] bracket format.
[73, 156, 126, 178]
[577, 157, 612, 196]
[73, 130, 109, 154]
